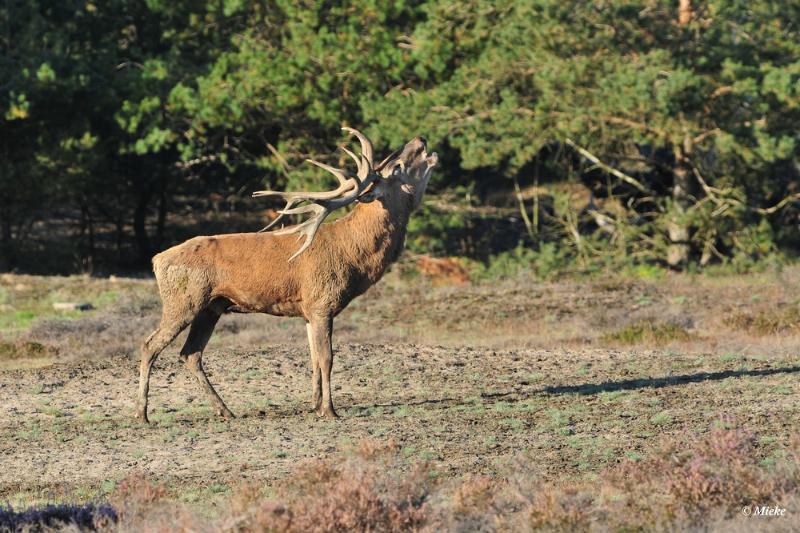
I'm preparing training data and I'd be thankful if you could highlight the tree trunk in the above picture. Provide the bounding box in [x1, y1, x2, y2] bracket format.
[667, 2, 696, 268]
[678, 0, 693, 25]
[0, 215, 13, 271]
[667, 140, 695, 268]
[80, 204, 96, 274]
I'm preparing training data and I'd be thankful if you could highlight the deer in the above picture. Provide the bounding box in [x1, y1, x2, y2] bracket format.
[135, 128, 438, 423]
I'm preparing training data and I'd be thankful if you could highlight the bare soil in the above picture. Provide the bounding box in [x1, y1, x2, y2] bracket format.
[1, 266, 799, 512]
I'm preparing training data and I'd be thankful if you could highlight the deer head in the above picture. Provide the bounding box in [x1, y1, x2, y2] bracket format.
[254, 128, 438, 260]
[373, 135, 438, 210]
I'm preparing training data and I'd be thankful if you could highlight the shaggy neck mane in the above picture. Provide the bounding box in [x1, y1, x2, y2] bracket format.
[326, 189, 413, 281]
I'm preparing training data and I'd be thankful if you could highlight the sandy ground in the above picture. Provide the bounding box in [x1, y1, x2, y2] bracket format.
[1, 267, 800, 509]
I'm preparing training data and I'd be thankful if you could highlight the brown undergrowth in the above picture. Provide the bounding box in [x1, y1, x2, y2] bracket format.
[414, 255, 470, 285]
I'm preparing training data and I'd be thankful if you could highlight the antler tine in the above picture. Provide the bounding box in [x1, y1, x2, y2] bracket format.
[272, 204, 328, 261]
[257, 197, 297, 233]
[306, 158, 351, 186]
[253, 127, 381, 261]
[252, 159, 358, 202]
[341, 127, 374, 166]
[252, 177, 355, 234]
[340, 145, 360, 167]
[252, 185, 355, 201]
[253, 157, 358, 202]
[339, 145, 368, 180]
[267, 178, 369, 260]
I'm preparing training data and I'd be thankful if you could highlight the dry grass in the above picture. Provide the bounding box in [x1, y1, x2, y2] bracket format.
[3, 265, 800, 365]
[0, 340, 58, 360]
[724, 305, 800, 336]
[3, 269, 800, 531]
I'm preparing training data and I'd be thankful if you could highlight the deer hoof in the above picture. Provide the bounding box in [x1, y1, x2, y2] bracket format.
[316, 407, 339, 420]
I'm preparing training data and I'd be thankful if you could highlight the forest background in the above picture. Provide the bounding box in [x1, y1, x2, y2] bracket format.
[2, 0, 799, 278]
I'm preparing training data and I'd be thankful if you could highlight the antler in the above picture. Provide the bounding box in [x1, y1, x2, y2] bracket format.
[253, 127, 378, 261]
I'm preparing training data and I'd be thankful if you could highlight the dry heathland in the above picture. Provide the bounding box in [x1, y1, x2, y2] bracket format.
[1, 264, 799, 531]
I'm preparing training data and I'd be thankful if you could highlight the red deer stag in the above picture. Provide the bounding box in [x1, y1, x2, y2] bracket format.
[135, 128, 438, 422]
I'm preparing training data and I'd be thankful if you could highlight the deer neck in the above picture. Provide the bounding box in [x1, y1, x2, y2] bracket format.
[334, 192, 412, 279]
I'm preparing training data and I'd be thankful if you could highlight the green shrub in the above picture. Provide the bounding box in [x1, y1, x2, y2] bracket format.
[470, 242, 573, 281]
[602, 320, 693, 345]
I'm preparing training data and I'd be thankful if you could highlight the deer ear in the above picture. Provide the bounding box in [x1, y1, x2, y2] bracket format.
[358, 189, 380, 203]
[357, 181, 385, 203]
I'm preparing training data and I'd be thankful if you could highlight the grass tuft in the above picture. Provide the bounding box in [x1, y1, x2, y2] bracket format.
[724, 305, 800, 336]
[601, 319, 692, 345]
[0, 340, 58, 360]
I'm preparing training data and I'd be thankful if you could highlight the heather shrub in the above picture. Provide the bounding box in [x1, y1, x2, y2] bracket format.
[513, 426, 799, 531]
[523, 485, 596, 532]
[226, 439, 431, 533]
[110, 472, 169, 517]
[439, 475, 505, 532]
[25, 313, 158, 360]
[110, 472, 203, 532]
[15, 431, 795, 532]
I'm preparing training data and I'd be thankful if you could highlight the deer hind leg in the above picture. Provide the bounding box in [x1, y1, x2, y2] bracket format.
[180, 307, 234, 419]
[307, 314, 338, 419]
[306, 321, 322, 413]
[136, 319, 190, 423]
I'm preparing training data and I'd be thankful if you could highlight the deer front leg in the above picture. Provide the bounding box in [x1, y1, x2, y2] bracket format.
[306, 322, 322, 413]
[307, 314, 338, 419]
[185, 353, 234, 419]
